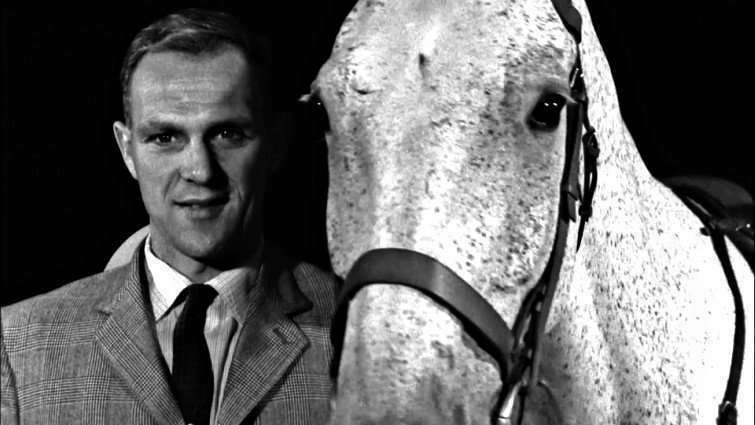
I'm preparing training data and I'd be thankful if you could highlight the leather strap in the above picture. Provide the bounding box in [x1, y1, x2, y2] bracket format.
[666, 180, 752, 425]
[567, 60, 598, 249]
[503, 54, 593, 423]
[664, 176, 754, 270]
[665, 177, 753, 425]
[510, 211, 571, 424]
[710, 231, 744, 425]
[330, 248, 514, 378]
[551, 0, 582, 43]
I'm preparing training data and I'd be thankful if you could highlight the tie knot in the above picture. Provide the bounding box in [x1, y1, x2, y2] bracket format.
[181, 284, 218, 311]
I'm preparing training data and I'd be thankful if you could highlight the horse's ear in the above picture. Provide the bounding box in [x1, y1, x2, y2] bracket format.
[105, 225, 150, 270]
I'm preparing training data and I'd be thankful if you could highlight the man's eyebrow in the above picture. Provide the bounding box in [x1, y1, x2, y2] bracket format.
[135, 117, 258, 135]
[135, 120, 181, 133]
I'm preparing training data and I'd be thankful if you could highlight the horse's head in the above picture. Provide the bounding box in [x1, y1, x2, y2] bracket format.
[315, 0, 583, 423]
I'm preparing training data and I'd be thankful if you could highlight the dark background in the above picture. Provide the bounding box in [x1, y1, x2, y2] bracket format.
[1, 1, 750, 306]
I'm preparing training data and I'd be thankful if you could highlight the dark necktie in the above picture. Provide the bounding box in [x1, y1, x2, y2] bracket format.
[172, 284, 218, 425]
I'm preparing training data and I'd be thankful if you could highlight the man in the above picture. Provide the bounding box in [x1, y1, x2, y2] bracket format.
[1, 9, 336, 425]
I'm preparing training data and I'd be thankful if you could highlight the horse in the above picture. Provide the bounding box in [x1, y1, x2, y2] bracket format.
[107, 0, 753, 423]
[309, 0, 754, 423]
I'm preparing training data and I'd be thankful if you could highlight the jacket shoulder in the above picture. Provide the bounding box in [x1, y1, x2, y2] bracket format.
[2, 265, 129, 332]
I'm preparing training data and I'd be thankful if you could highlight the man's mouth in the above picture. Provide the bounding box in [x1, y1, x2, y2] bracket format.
[175, 196, 228, 207]
[174, 195, 229, 217]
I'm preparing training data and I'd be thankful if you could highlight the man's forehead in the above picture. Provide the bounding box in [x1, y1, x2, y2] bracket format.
[129, 48, 253, 118]
[134, 46, 249, 81]
[133, 49, 250, 94]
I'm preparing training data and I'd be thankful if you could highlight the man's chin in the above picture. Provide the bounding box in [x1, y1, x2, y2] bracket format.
[150, 216, 257, 268]
[174, 235, 229, 261]
[171, 228, 251, 266]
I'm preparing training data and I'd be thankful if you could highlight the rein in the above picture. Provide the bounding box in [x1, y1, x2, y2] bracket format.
[664, 176, 753, 425]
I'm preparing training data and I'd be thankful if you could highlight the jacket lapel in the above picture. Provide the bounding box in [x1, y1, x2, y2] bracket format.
[94, 241, 183, 425]
[217, 254, 313, 425]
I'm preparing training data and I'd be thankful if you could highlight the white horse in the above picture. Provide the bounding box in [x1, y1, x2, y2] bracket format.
[109, 0, 753, 423]
[311, 0, 753, 423]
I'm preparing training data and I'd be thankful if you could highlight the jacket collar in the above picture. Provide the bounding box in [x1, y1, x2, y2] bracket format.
[217, 245, 313, 425]
[94, 239, 184, 425]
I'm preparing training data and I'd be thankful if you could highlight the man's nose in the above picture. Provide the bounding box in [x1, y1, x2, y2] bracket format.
[181, 139, 215, 184]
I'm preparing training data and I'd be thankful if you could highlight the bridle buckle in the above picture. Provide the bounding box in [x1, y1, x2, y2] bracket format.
[497, 380, 524, 425]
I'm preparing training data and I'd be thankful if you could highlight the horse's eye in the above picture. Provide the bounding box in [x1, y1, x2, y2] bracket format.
[528, 93, 567, 131]
[308, 93, 331, 135]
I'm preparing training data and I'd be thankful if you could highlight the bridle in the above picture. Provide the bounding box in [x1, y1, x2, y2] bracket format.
[326, 0, 747, 423]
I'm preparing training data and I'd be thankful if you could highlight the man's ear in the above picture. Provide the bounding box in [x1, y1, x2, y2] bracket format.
[113, 121, 137, 179]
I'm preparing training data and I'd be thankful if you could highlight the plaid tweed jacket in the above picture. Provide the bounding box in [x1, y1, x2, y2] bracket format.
[1, 243, 338, 425]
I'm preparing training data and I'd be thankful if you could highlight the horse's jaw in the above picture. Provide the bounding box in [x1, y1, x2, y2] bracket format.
[328, 284, 503, 425]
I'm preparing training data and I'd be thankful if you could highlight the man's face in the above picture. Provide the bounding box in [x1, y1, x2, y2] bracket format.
[114, 47, 267, 267]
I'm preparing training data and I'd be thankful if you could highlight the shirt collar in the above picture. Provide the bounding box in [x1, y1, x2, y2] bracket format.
[144, 235, 262, 325]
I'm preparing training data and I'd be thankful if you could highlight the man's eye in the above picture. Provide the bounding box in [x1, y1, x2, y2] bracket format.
[218, 128, 243, 140]
[213, 127, 249, 145]
[146, 133, 177, 145]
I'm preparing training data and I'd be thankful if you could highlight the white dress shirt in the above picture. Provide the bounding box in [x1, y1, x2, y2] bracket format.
[144, 236, 262, 424]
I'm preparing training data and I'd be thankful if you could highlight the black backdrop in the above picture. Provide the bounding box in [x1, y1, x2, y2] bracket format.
[1, 1, 750, 306]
